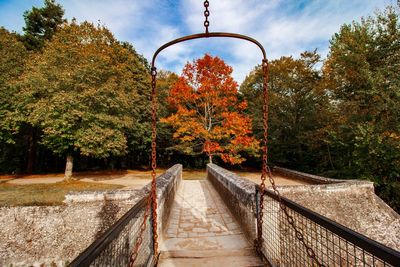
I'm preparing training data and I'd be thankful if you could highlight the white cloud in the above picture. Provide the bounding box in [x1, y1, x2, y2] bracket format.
[179, 0, 391, 83]
[0, 0, 392, 83]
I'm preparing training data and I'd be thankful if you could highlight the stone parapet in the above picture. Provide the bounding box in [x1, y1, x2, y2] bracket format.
[207, 163, 257, 243]
[0, 164, 182, 267]
[274, 166, 347, 184]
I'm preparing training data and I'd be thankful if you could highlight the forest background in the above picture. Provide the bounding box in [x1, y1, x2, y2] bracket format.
[0, 1, 399, 212]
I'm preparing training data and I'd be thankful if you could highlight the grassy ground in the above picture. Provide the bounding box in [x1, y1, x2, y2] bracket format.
[0, 167, 303, 207]
[0, 180, 123, 206]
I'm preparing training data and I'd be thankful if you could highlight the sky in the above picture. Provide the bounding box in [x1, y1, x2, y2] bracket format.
[0, 0, 394, 83]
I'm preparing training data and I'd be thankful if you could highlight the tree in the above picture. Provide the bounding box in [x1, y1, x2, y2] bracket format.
[241, 51, 332, 171]
[323, 6, 400, 180]
[21, 0, 65, 51]
[0, 28, 28, 141]
[161, 54, 259, 165]
[154, 71, 179, 165]
[15, 0, 66, 173]
[17, 21, 149, 179]
[0, 28, 29, 173]
[323, 6, 400, 211]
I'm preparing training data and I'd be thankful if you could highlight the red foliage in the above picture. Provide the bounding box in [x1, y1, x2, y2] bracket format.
[161, 54, 259, 164]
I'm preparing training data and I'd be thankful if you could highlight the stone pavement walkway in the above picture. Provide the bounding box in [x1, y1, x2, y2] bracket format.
[159, 180, 263, 266]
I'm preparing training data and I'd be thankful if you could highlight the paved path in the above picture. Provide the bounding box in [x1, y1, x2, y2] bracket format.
[159, 180, 263, 266]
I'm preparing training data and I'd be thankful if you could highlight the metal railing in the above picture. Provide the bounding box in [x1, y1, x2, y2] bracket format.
[257, 188, 400, 266]
[69, 197, 156, 267]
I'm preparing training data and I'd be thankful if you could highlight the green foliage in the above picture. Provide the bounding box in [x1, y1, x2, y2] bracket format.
[241, 51, 332, 171]
[0, 2, 398, 211]
[17, 21, 149, 162]
[241, 6, 399, 211]
[323, 6, 400, 182]
[21, 0, 65, 50]
[375, 181, 400, 214]
[0, 28, 28, 143]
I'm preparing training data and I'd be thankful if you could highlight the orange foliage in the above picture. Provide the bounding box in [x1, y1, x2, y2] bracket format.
[161, 54, 259, 164]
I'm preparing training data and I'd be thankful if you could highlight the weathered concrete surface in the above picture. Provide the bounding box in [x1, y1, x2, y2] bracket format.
[0, 165, 182, 267]
[159, 249, 264, 267]
[159, 180, 263, 266]
[273, 166, 347, 184]
[208, 164, 400, 261]
[0, 199, 134, 266]
[207, 163, 258, 243]
[236, 171, 310, 186]
[280, 181, 400, 251]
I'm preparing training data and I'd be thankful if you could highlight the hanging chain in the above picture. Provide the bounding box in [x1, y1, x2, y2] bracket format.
[256, 59, 269, 252]
[257, 60, 324, 267]
[129, 67, 159, 266]
[129, 193, 152, 265]
[203, 0, 210, 34]
[150, 67, 159, 257]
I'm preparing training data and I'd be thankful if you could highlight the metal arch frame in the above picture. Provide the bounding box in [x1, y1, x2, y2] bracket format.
[151, 32, 267, 69]
[148, 30, 270, 259]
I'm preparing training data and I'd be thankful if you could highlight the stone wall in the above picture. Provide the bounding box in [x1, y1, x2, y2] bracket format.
[274, 166, 346, 184]
[0, 164, 182, 267]
[207, 163, 257, 243]
[272, 167, 400, 251]
[155, 164, 182, 238]
[207, 164, 400, 253]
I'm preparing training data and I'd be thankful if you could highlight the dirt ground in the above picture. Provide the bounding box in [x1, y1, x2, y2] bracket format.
[0, 169, 307, 188]
[0, 168, 307, 206]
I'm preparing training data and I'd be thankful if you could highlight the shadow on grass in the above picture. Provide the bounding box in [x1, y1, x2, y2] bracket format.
[0, 181, 123, 206]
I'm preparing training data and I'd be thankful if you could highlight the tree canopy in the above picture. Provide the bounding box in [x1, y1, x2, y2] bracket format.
[241, 6, 400, 211]
[162, 54, 259, 164]
[0, 28, 28, 144]
[0, 0, 398, 211]
[21, 0, 65, 50]
[17, 21, 149, 178]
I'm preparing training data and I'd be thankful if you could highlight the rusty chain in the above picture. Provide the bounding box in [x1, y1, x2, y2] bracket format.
[129, 67, 159, 266]
[256, 59, 269, 252]
[129, 1, 323, 266]
[257, 60, 325, 267]
[204, 0, 210, 34]
[150, 67, 159, 257]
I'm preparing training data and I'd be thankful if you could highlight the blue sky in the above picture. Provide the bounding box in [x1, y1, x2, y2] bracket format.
[0, 0, 393, 83]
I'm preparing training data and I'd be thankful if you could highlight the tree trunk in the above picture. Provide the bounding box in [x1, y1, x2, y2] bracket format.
[26, 129, 36, 174]
[209, 154, 213, 164]
[64, 155, 73, 180]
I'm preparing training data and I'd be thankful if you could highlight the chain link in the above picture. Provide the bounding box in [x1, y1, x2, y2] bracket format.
[150, 67, 159, 256]
[129, 2, 322, 266]
[129, 67, 159, 266]
[203, 0, 210, 34]
[257, 60, 324, 267]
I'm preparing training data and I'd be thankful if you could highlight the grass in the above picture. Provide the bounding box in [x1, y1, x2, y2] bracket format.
[0, 180, 123, 206]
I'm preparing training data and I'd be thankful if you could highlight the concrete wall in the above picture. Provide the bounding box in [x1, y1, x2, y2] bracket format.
[0, 164, 182, 267]
[207, 164, 400, 255]
[207, 163, 257, 244]
[274, 166, 346, 184]
[156, 164, 182, 238]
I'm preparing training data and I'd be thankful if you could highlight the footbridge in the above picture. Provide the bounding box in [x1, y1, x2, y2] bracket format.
[70, 164, 400, 267]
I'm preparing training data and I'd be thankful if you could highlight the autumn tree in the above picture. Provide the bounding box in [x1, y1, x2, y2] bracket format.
[162, 54, 259, 165]
[17, 21, 148, 179]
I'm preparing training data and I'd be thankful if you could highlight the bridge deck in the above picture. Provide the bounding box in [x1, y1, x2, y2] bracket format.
[159, 180, 263, 266]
